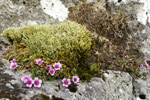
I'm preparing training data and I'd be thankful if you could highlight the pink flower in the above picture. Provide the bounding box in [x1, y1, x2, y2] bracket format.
[21, 75, 31, 83]
[125, 55, 129, 58]
[144, 60, 149, 68]
[45, 65, 52, 70]
[49, 69, 55, 76]
[10, 62, 18, 69]
[10, 59, 16, 63]
[32, 77, 42, 88]
[140, 64, 143, 68]
[26, 78, 33, 88]
[100, 72, 103, 74]
[121, 65, 124, 68]
[72, 76, 79, 83]
[62, 78, 71, 87]
[53, 62, 62, 70]
[35, 59, 43, 65]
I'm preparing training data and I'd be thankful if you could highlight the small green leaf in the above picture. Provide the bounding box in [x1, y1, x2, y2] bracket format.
[61, 41, 65, 44]
[71, 71, 74, 75]
[57, 70, 61, 74]
[36, 71, 38, 75]
[48, 75, 51, 80]
[73, 68, 77, 72]
[79, 80, 82, 83]
[41, 68, 45, 71]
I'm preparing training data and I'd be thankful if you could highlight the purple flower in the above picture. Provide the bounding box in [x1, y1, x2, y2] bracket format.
[100, 72, 103, 74]
[10, 62, 18, 69]
[144, 60, 148, 65]
[35, 59, 43, 65]
[26, 78, 33, 88]
[10, 59, 16, 63]
[32, 77, 42, 88]
[53, 62, 62, 70]
[49, 69, 55, 76]
[45, 65, 52, 70]
[62, 78, 71, 87]
[144, 60, 149, 68]
[121, 65, 124, 68]
[140, 64, 143, 68]
[125, 55, 129, 58]
[21, 75, 31, 83]
[72, 76, 79, 83]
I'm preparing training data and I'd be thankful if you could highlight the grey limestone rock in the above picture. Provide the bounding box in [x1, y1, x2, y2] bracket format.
[1, 0, 150, 100]
[0, 61, 135, 100]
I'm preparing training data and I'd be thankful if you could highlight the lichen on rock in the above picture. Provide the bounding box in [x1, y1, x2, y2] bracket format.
[40, 0, 69, 22]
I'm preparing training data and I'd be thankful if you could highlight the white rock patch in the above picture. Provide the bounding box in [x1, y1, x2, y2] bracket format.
[108, 0, 137, 6]
[136, 97, 142, 100]
[108, 0, 150, 25]
[135, 0, 150, 25]
[40, 0, 69, 22]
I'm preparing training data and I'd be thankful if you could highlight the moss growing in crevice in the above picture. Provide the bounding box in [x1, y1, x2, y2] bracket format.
[1, 20, 94, 81]
[40, 94, 50, 100]
[52, 95, 64, 100]
[0, 60, 3, 68]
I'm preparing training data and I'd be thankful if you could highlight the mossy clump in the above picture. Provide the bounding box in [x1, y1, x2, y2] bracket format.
[1, 20, 94, 81]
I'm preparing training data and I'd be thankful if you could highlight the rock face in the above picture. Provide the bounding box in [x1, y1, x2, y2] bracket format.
[1, 0, 150, 100]
[1, 57, 150, 100]
[40, 0, 69, 22]
[106, 0, 150, 60]
[0, 0, 58, 34]
[0, 58, 135, 100]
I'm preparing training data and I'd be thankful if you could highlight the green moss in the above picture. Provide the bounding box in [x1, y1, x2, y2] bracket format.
[0, 61, 3, 68]
[81, 73, 93, 81]
[40, 94, 50, 100]
[90, 64, 100, 72]
[1, 20, 94, 81]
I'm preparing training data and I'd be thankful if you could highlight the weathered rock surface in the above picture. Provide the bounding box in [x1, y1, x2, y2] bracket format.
[1, 0, 150, 100]
[0, 58, 135, 100]
[106, 0, 150, 60]
[1, 57, 150, 100]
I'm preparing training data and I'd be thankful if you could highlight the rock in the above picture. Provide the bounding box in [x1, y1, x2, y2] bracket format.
[133, 79, 147, 99]
[40, 0, 69, 22]
[133, 67, 150, 100]
[0, 37, 10, 46]
[1, 0, 150, 100]
[0, 62, 135, 100]
[103, 70, 133, 100]
[106, 0, 150, 99]
[0, 98, 9, 100]
[1, 57, 135, 100]
[0, 0, 59, 35]
[106, 0, 150, 60]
